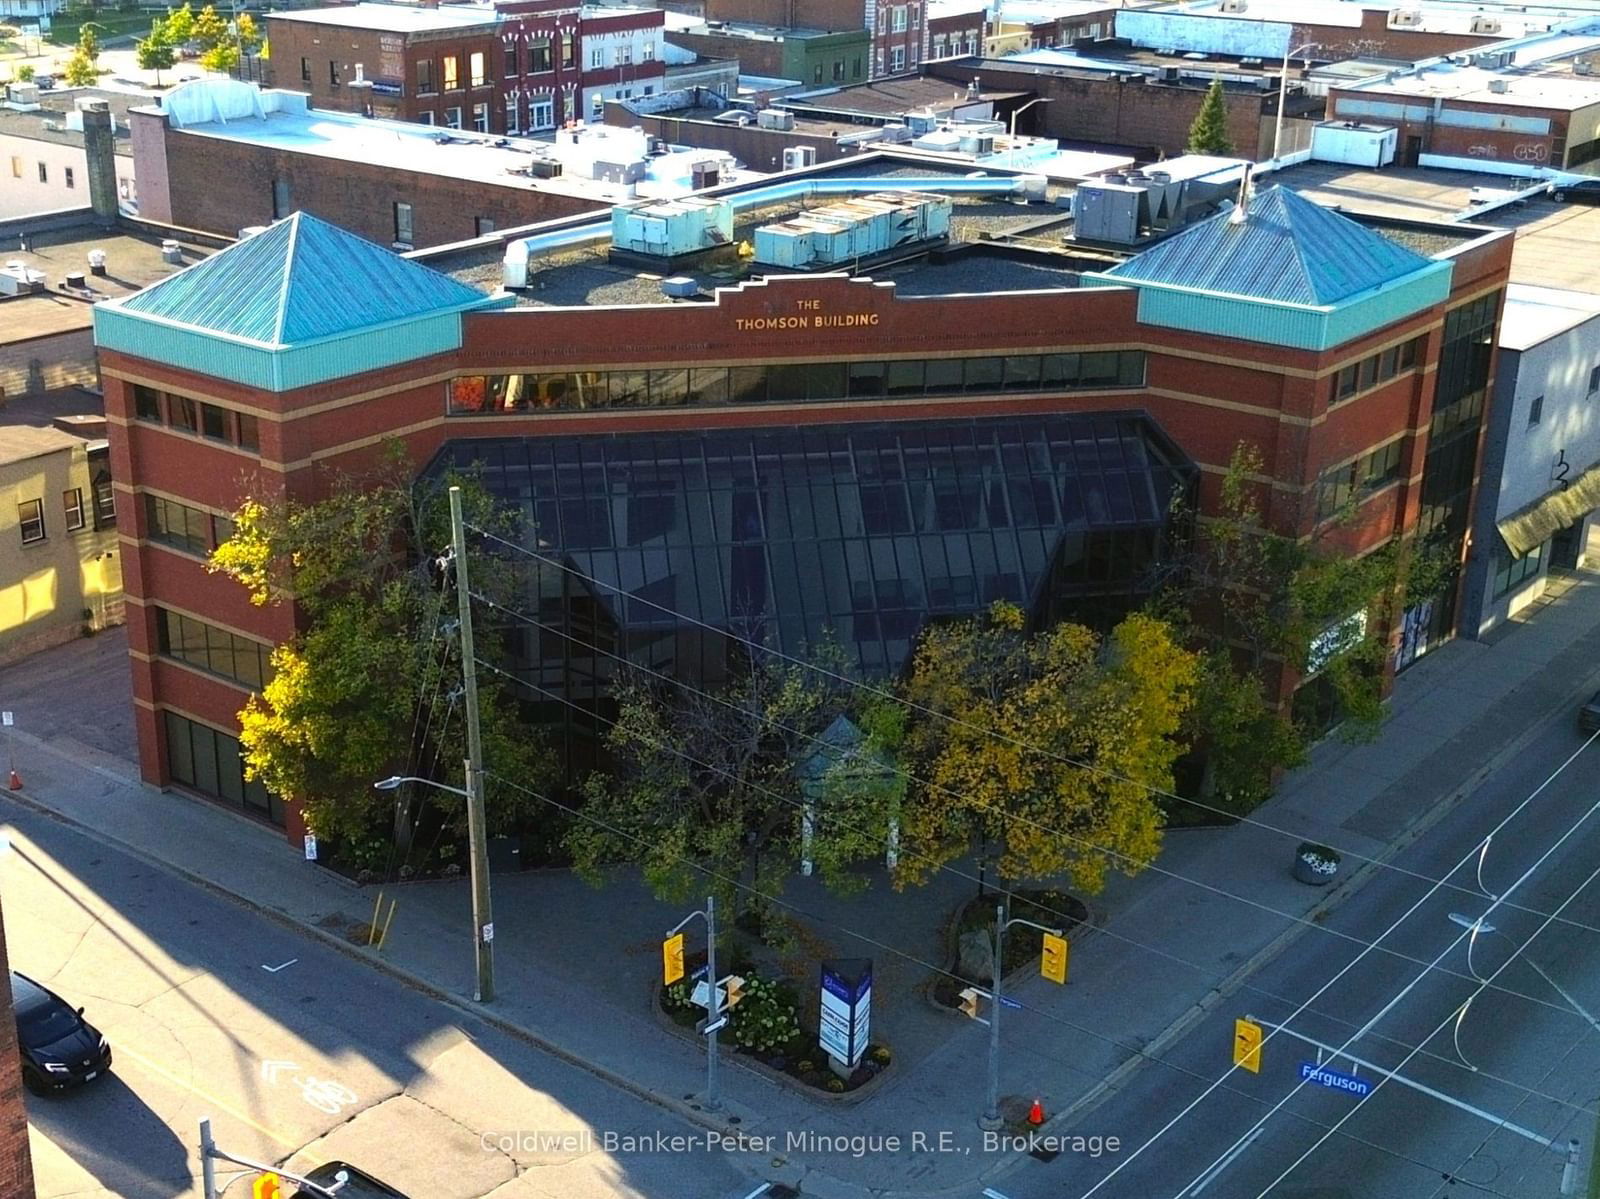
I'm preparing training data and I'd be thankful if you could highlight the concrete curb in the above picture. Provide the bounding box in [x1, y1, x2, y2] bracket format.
[973, 662, 1600, 1189]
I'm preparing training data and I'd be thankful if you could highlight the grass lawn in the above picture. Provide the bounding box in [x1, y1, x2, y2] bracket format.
[47, 12, 152, 44]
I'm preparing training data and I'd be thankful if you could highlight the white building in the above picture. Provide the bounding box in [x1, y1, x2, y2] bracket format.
[0, 88, 137, 219]
[1463, 284, 1600, 634]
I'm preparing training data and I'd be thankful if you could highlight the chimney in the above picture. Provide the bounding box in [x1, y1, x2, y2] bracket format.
[80, 100, 119, 227]
[1229, 164, 1252, 225]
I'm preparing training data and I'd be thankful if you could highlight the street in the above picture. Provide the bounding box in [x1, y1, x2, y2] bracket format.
[984, 694, 1600, 1199]
[2, 800, 755, 1199]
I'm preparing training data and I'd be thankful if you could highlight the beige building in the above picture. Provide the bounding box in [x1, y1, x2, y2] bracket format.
[0, 425, 122, 664]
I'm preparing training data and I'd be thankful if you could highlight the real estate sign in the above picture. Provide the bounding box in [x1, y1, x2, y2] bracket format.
[819, 958, 872, 1067]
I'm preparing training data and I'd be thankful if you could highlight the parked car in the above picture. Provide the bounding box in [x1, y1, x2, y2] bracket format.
[1551, 179, 1600, 205]
[10, 971, 112, 1095]
[33, 75, 55, 90]
[291, 1162, 410, 1199]
[1580, 689, 1600, 733]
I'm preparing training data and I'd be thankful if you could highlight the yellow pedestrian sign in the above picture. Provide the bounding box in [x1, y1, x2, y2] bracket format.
[1041, 933, 1069, 984]
[1234, 1017, 1263, 1073]
[662, 932, 685, 985]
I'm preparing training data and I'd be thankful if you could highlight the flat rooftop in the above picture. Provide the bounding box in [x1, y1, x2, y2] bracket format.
[0, 225, 214, 344]
[265, 3, 500, 32]
[1500, 282, 1600, 349]
[668, 18, 853, 41]
[1268, 159, 1600, 290]
[0, 88, 138, 155]
[150, 86, 758, 205]
[1133, 0, 1600, 37]
[778, 78, 1030, 118]
[1344, 56, 1600, 110]
[446, 161, 1113, 305]
[0, 423, 85, 467]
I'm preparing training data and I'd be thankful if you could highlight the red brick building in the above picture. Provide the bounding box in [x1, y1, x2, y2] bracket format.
[266, 0, 666, 134]
[703, 0, 927, 77]
[0, 894, 37, 1199]
[93, 164, 1510, 841]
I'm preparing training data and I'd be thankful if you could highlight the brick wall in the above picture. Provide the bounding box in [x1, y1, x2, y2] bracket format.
[148, 117, 605, 246]
[0, 893, 37, 1199]
[1294, 8, 1497, 63]
[704, 0, 862, 32]
[926, 59, 1263, 157]
[602, 102, 857, 170]
[667, 30, 788, 79]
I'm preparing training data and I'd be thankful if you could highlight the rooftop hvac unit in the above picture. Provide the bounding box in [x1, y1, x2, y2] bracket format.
[1220, 0, 1246, 11]
[756, 107, 795, 130]
[1576, 61, 1595, 75]
[1159, 66, 1179, 82]
[1390, 7, 1422, 26]
[1488, 78, 1509, 93]
[692, 160, 720, 188]
[782, 145, 818, 169]
[661, 275, 698, 298]
[1469, 14, 1501, 33]
[529, 158, 564, 178]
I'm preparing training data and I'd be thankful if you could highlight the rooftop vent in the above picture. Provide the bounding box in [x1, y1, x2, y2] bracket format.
[1390, 7, 1422, 26]
[1469, 14, 1502, 33]
[1488, 78, 1510, 93]
[661, 275, 698, 298]
[1220, 0, 1247, 11]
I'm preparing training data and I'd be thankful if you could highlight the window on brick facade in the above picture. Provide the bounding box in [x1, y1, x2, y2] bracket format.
[892, 5, 908, 30]
[445, 105, 463, 128]
[531, 97, 554, 128]
[443, 55, 459, 89]
[169, 394, 198, 434]
[476, 216, 496, 237]
[505, 97, 520, 132]
[890, 45, 906, 70]
[272, 177, 291, 219]
[329, 60, 340, 86]
[470, 51, 486, 87]
[417, 58, 436, 93]
[134, 384, 162, 422]
[236, 413, 260, 453]
[504, 43, 518, 77]
[394, 201, 415, 245]
[529, 37, 552, 71]
[300, 56, 310, 82]
[561, 32, 574, 68]
[472, 102, 489, 131]
[418, 110, 436, 125]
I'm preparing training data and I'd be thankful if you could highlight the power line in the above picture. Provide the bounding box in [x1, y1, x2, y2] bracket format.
[472, 646, 1597, 1124]
[466, 594, 1600, 1033]
[1071, 728, 1600, 1198]
[1164, 765, 1600, 1199]
[1248, 851, 1600, 1199]
[480, 765, 1523, 1199]
[466, 522, 1600, 937]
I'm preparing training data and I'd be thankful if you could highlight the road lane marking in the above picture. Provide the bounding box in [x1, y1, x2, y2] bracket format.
[117, 1044, 298, 1149]
[262, 959, 298, 973]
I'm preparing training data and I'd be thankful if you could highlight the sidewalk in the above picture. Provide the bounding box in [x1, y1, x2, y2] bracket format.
[4, 568, 1600, 1198]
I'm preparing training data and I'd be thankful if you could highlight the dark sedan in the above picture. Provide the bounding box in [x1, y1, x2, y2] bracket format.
[1581, 689, 1600, 734]
[291, 1162, 410, 1198]
[1552, 179, 1600, 205]
[10, 971, 112, 1094]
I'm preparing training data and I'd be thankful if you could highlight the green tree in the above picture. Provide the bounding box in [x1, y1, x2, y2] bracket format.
[136, 18, 176, 85]
[1153, 442, 1454, 812]
[896, 604, 1199, 896]
[1187, 77, 1233, 155]
[572, 644, 884, 919]
[163, 1, 195, 46]
[208, 445, 553, 849]
[62, 22, 101, 85]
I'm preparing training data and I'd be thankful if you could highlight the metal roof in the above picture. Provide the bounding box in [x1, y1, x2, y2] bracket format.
[1105, 185, 1434, 306]
[116, 212, 490, 348]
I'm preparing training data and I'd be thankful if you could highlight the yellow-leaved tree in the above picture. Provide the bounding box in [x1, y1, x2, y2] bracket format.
[896, 603, 1198, 895]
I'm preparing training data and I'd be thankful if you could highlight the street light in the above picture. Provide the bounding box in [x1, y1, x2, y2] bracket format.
[980, 901, 1064, 1130]
[1271, 42, 1319, 167]
[374, 764, 494, 1002]
[1008, 97, 1052, 169]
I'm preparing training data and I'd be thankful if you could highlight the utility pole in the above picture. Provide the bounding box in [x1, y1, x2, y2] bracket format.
[982, 900, 1063, 1131]
[666, 895, 743, 1113]
[449, 485, 495, 1004]
[199, 1117, 339, 1199]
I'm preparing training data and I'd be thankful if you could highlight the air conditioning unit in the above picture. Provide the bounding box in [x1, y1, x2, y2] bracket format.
[757, 107, 795, 130]
[529, 158, 564, 178]
[1470, 14, 1502, 33]
[1220, 0, 1247, 11]
[1487, 78, 1509, 93]
[782, 145, 817, 169]
[1390, 8, 1422, 27]
[1576, 61, 1595, 75]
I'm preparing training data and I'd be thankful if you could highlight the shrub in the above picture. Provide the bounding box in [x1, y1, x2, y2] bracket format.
[729, 976, 801, 1055]
[826, 1076, 845, 1093]
[869, 1045, 891, 1066]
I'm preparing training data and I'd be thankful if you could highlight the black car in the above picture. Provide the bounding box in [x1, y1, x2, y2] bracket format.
[1551, 179, 1600, 205]
[10, 971, 112, 1095]
[1581, 689, 1600, 734]
[291, 1162, 410, 1198]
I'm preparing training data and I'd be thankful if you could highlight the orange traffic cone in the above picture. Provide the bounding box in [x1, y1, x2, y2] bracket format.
[1028, 1097, 1045, 1126]
[7, 769, 21, 791]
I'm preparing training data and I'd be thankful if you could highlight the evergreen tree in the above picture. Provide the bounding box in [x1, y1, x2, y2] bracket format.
[1187, 77, 1233, 155]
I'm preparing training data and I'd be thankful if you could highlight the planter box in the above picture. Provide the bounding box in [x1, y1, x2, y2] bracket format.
[1293, 855, 1337, 886]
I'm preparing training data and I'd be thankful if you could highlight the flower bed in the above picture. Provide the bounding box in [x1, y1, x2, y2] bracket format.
[659, 955, 891, 1094]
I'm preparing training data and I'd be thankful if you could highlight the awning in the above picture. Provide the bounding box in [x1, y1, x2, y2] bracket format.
[1497, 462, 1600, 557]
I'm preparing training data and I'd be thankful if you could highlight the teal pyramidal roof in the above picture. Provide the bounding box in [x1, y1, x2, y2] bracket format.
[117, 211, 490, 347]
[1104, 185, 1433, 306]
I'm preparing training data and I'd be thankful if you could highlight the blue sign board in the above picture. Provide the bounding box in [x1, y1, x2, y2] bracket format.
[999, 996, 1022, 1009]
[820, 959, 872, 1067]
[1300, 1062, 1372, 1098]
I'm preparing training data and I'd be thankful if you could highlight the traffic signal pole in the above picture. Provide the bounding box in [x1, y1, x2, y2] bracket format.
[198, 1118, 340, 1199]
[982, 903, 1065, 1131]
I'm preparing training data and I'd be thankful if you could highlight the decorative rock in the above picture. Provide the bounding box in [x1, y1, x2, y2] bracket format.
[958, 928, 997, 983]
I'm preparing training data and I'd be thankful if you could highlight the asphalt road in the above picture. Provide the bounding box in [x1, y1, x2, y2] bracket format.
[984, 697, 1600, 1199]
[2, 800, 756, 1199]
